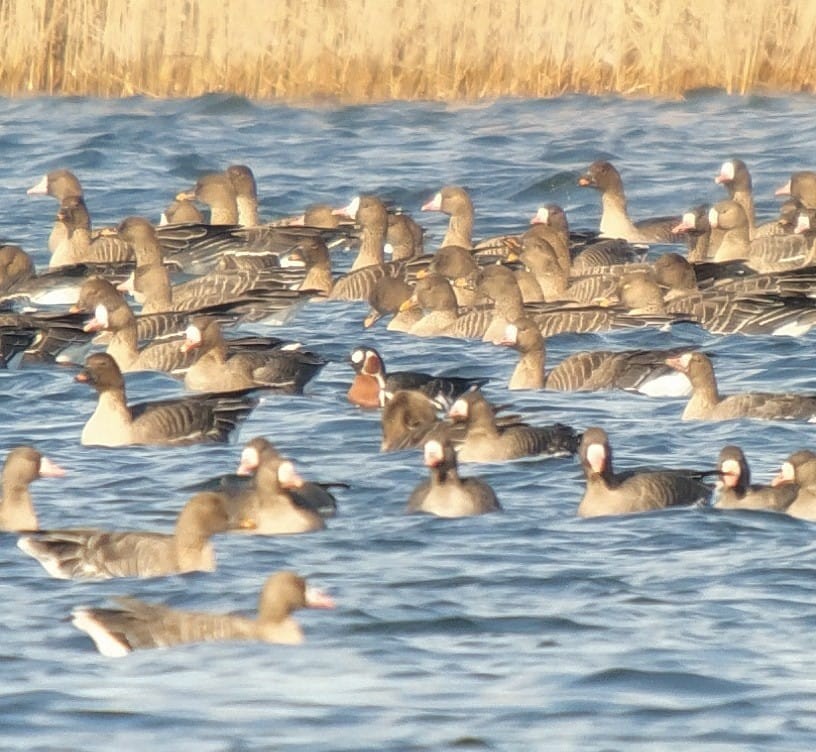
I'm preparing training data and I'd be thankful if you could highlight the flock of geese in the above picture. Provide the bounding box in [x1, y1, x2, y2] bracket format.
[2, 157, 816, 656]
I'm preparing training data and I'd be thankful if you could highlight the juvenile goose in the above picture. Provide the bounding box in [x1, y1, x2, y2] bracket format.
[18, 492, 239, 580]
[406, 437, 501, 517]
[71, 570, 335, 656]
[775, 171, 816, 209]
[577, 161, 680, 243]
[226, 439, 326, 535]
[577, 427, 712, 517]
[772, 450, 816, 520]
[403, 273, 462, 337]
[51, 196, 133, 267]
[181, 316, 325, 393]
[714, 445, 797, 511]
[177, 173, 239, 225]
[347, 346, 488, 408]
[76, 353, 258, 446]
[448, 389, 580, 462]
[226, 164, 261, 226]
[363, 277, 420, 331]
[0, 447, 65, 532]
[498, 319, 691, 396]
[666, 351, 816, 421]
[380, 389, 445, 452]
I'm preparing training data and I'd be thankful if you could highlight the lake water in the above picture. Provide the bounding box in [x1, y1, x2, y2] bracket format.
[2, 92, 816, 750]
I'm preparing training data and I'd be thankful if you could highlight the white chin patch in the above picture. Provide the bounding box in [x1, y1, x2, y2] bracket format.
[184, 325, 201, 344]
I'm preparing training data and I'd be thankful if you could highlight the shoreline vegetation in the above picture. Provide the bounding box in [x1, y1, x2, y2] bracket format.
[2, 0, 815, 102]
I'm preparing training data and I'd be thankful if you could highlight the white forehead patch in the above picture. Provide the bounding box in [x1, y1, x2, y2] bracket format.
[707, 207, 719, 227]
[94, 304, 109, 328]
[682, 211, 695, 226]
[719, 161, 734, 181]
[184, 325, 202, 344]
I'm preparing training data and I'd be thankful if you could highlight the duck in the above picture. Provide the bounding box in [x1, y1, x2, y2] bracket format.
[448, 389, 580, 462]
[71, 570, 335, 656]
[181, 316, 325, 393]
[0, 447, 65, 532]
[577, 160, 680, 243]
[498, 318, 692, 396]
[17, 491, 242, 579]
[714, 445, 797, 511]
[76, 352, 258, 446]
[406, 436, 501, 517]
[771, 450, 816, 520]
[577, 427, 712, 517]
[347, 346, 488, 408]
[224, 438, 327, 534]
[665, 351, 816, 421]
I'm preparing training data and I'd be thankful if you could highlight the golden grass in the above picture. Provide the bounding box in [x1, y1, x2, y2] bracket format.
[1, 0, 815, 100]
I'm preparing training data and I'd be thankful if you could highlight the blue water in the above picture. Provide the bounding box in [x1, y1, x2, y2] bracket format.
[2, 93, 816, 750]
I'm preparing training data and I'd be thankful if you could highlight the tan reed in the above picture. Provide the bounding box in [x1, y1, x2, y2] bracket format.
[0, 0, 814, 101]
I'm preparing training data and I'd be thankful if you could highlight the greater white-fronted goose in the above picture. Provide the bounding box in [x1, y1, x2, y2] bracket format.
[448, 389, 580, 462]
[159, 198, 204, 226]
[406, 437, 501, 517]
[182, 316, 325, 393]
[363, 277, 421, 332]
[71, 570, 334, 655]
[18, 491, 242, 580]
[347, 346, 488, 409]
[666, 351, 816, 421]
[577, 427, 712, 517]
[498, 318, 691, 396]
[76, 353, 258, 446]
[402, 273, 462, 337]
[577, 161, 680, 243]
[421, 186, 475, 248]
[418, 245, 480, 307]
[226, 439, 326, 534]
[329, 195, 403, 299]
[27, 168, 84, 252]
[72, 277, 196, 375]
[387, 213, 424, 261]
[708, 200, 810, 271]
[714, 445, 797, 511]
[287, 237, 333, 296]
[671, 205, 712, 262]
[0, 309, 93, 366]
[51, 196, 133, 268]
[226, 164, 260, 226]
[0, 447, 65, 532]
[775, 171, 816, 209]
[380, 389, 444, 452]
[772, 450, 816, 520]
[177, 173, 239, 225]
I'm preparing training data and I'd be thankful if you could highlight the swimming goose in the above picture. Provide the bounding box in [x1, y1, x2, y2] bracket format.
[448, 389, 580, 462]
[76, 352, 258, 446]
[775, 171, 816, 209]
[17, 491, 240, 579]
[0, 245, 35, 293]
[26, 168, 84, 252]
[71, 570, 334, 655]
[177, 173, 239, 225]
[403, 273, 462, 337]
[666, 351, 816, 421]
[159, 198, 204, 226]
[181, 316, 325, 393]
[287, 237, 334, 296]
[421, 186, 475, 248]
[347, 346, 488, 408]
[51, 196, 133, 267]
[380, 389, 445, 452]
[577, 427, 712, 517]
[226, 164, 260, 227]
[498, 318, 691, 396]
[225, 439, 326, 534]
[577, 161, 680, 243]
[406, 437, 501, 517]
[0, 447, 65, 532]
[772, 450, 816, 520]
[714, 158, 783, 239]
[386, 213, 425, 261]
[714, 445, 797, 511]
[363, 277, 420, 331]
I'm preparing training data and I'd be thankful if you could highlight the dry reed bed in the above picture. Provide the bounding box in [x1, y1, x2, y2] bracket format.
[1, 0, 815, 100]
